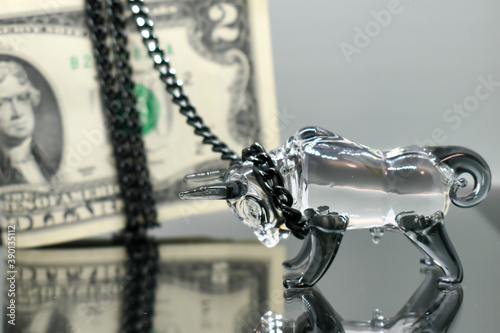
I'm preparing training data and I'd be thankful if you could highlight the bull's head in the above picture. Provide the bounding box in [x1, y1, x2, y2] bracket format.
[179, 162, 290, 247]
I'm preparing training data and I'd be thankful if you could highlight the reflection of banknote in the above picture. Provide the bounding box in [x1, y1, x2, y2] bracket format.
[0, 0, 278, 247]
[5, 241, 284, 332]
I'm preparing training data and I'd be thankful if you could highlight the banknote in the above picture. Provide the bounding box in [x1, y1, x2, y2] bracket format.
[0, 0, 278, 247]
[4, 241, 285, 332]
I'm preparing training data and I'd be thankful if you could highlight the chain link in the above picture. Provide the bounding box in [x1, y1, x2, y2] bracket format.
[86, 0, 158, 233]
[124, 1, 306, 238]
[242, 143, 308, 239]
[127, 0, 240, 162]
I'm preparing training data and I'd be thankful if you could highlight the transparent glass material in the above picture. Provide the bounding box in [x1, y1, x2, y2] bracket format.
[180, 126, 491, 287]
[270, 127, 489, 287]
[228, 163, 283, 247]
[270, 127, 455, 232]
[181, 126, 490, 249]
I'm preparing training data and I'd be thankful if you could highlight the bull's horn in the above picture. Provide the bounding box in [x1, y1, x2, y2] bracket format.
[179, 181, 247, 200]
[184, 169, 226, 184]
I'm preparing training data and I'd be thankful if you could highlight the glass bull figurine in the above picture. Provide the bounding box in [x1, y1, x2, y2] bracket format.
[180, 127, 491, 288]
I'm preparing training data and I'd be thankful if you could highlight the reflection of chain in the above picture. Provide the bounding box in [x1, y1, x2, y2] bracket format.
[122, 238, 159, 332]
[128, 0, 240, 162]
[242, 143, 308, 239]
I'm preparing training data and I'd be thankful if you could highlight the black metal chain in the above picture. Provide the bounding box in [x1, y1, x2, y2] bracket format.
[242, 143, 308, 239]
[85, 0, 158, 233]
[84, 1, 308, 332]
[85, 1, 158, 332]
[125, 0, 307, 239]
[88, 0, 308, 328]
[127, 0, 240, 162]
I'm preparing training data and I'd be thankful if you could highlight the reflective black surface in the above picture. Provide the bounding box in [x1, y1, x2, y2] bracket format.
[3, 216, 496, 333]
[264, 265, 463, 332]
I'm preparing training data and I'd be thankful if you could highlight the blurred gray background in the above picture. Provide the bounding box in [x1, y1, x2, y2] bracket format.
[2, 0, 498, 331]
[164, 0, 500, 331]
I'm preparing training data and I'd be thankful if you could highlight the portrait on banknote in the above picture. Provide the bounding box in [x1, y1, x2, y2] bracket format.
[0, 55, 62, 186]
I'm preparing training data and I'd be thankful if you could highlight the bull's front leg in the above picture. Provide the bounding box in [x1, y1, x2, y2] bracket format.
[284, 208, 348, 288]
[282, 209, 319, 271]
[396, 211, 463, 284]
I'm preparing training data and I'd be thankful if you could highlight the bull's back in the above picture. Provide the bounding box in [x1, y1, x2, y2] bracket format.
[292, 128, 454, 229]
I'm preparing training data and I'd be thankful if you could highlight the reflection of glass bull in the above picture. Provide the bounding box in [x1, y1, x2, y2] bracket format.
[255, 265, 463, 333]
[180, 127, 491, 287]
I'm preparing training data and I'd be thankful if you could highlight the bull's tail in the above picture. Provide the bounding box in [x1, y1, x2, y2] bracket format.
[428, 146, 491, 208]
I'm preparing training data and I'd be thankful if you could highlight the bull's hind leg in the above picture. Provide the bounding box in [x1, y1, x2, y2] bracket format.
[284, 209, 348, 288]
[396, 211, 463, 284]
